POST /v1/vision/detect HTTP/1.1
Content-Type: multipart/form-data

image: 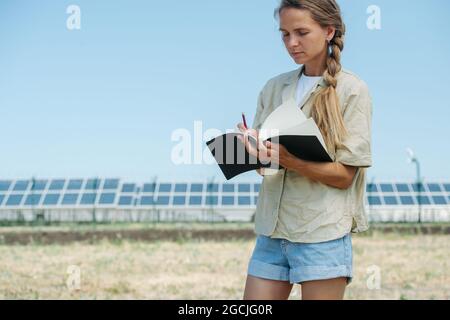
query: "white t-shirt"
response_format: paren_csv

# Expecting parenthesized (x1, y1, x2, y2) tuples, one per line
(296, 73, 322, 106)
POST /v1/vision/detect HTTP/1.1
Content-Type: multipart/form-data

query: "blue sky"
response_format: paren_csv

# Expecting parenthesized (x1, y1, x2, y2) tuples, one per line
(1, 0, 449, 183)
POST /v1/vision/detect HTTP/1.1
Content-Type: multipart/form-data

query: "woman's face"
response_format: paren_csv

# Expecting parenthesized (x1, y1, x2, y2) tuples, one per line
(279, 7, 334, 65)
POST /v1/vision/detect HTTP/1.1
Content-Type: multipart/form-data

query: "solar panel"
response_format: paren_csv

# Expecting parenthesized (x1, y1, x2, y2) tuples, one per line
(379, 183, 394, 193)
(49, 180, 65, 191)
(366, 183, 378, 193)
(206, 184, 219, 193)
(140, 196, 154, 205)
(80, 193, 96, 205)
(427, 183, 442, 192)
(6, 194, 24, 206)
(43, 194, 60, 205)
(190, 184, 203, 193)
(13, 180, 29, 191)
(238, 184, 251, 193)
(222, 196, 234, 205)
(1, 179, 450, 211)
(395, 183, 410, 192)
(103, 179, 119, 190)
(156, 196, 170, 205)
(400, 196, 415, 205)
(99, 193, 115, 204)
(31, 180, 48, 191)
(189, 196, 202, 205)
(205, 196, 218, 205)
(24, 194, 42, 206)
(85, 179, 100, 190)
(158, 184, 172, 193)
(0, 181, 11, 191)
(143, 183, 156, 193)
(62, 194, 79, 205)
(368, 196, 382, 205)
(173, 196, 186, 205)
(222, 184, 235, 193)
(174, 184, 187, 193)
(119, 196, 133, 206)
(432, 196, 447, 205)
(67, 179, 83, 190)
(417, 195, 431, 205)
(121, 184, 136, 193)
(238, 196, 251, 205)
(411, 183, 426, 192)
(383, 196, 398, 205)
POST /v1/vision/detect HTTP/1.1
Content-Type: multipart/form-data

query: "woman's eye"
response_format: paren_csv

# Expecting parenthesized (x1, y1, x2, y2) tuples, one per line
(298, 31, 309, 36)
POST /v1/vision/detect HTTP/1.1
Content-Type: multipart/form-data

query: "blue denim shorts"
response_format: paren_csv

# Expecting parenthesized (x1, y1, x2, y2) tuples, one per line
(247, 233, 353, 284)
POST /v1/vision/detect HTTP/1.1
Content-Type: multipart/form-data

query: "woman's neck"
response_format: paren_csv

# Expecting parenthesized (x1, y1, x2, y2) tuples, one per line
(304, 50, 328, 76)
(304, 64, 326, 77)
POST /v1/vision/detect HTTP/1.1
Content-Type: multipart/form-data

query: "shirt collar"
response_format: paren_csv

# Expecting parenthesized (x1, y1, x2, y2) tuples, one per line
(283, 65, 327, 88)
(281, 65, 327, 105)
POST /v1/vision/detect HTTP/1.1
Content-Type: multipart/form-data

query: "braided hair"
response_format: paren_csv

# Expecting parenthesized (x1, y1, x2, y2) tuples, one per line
(275, 0, 348, 154)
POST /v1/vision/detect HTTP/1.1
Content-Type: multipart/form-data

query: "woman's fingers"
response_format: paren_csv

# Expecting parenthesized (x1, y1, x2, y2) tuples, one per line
(237, 123, 247, 133)
(237, 132, 258, 158)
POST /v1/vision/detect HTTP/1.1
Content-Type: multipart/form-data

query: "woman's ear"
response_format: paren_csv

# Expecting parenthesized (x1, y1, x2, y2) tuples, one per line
(325, 26, 336, 42)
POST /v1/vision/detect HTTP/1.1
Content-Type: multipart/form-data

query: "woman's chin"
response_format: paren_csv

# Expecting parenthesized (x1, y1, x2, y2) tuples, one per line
(292, 56, 306, 64)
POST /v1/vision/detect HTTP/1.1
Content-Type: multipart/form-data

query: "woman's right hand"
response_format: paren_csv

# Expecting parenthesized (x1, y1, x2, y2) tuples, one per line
(236, 123, 260, 159)
(237, 123, 269, 176)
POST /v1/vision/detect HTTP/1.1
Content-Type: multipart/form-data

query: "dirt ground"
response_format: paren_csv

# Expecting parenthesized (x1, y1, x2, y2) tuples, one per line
(0, 231, 448, 300)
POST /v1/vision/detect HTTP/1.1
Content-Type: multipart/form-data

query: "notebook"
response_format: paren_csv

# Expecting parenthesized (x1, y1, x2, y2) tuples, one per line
(206, 98, 333, 180)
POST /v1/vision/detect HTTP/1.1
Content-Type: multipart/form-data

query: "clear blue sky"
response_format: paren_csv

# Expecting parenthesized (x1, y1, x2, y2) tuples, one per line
(1, 0, 449, 183)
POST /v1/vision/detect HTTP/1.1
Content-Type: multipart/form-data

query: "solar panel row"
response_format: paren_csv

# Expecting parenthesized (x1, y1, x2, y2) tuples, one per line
(0, 193, 259, 207)
(0, 180, 449, 207)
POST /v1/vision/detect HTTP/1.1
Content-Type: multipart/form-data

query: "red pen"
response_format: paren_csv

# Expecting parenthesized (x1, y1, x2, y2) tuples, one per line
(242, 112, 248, 130)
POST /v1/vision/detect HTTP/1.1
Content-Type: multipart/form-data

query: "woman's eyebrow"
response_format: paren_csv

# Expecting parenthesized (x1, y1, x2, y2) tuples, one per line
(279, 27, 310, 32)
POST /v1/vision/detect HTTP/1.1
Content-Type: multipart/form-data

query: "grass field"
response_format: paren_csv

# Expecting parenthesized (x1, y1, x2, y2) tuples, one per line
(0, 225, 448, 299)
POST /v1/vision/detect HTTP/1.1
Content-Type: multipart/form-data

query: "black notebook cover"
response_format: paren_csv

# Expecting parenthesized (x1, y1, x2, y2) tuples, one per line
(206, 133, 333, 180)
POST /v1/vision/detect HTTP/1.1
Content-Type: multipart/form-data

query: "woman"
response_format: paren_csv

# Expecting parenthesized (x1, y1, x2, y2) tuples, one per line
(237, 0, 373, 300)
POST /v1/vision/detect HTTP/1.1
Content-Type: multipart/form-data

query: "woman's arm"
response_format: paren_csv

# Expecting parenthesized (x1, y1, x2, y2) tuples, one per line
(284, 154, 357, 190)
(236, 126, 357, 189)
(262, 141, 357, 190)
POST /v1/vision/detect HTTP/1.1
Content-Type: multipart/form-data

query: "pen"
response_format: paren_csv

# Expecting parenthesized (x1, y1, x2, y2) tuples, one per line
(242, 112, 248, 130)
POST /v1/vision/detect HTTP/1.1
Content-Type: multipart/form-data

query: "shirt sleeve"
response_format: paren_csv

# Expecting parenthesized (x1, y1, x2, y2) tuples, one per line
(252, 89, 265, 131)
(335, 81, 373, 168)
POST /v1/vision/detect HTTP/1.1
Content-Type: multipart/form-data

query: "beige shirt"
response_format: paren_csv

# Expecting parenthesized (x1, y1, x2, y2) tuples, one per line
(252, 65, 373, 243)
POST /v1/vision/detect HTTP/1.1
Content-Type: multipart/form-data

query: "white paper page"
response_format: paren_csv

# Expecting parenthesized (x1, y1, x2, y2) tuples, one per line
(277, 118, 329, 154)
(259, 98, 307, 141)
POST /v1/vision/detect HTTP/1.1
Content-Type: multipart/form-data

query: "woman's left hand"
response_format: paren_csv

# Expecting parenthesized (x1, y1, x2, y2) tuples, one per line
(262, 140, 295, 170)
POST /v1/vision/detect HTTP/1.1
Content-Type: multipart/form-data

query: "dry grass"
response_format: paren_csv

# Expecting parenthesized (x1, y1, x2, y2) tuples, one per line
(0, 233, 448, 300)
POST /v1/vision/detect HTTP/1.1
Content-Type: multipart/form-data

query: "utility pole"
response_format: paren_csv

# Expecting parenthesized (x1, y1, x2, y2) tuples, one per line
(406, 148, 422, 223)
(92, 177, 98, 224)
(207, 176, 215, 223)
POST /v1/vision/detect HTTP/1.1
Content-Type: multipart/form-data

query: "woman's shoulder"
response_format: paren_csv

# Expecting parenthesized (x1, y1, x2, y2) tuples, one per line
(260, 68, 300, 92)
(337, 68, 370, 96)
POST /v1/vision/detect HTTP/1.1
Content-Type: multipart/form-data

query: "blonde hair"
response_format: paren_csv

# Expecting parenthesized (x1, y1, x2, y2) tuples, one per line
(275, 0, 348, 153)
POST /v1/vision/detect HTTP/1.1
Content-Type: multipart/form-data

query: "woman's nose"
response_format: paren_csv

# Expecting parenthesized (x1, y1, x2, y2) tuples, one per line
(287, 36, 300, 48)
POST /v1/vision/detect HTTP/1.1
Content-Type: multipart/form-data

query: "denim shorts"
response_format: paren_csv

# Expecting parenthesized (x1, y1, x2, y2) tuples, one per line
(247, 233, 353, 284)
